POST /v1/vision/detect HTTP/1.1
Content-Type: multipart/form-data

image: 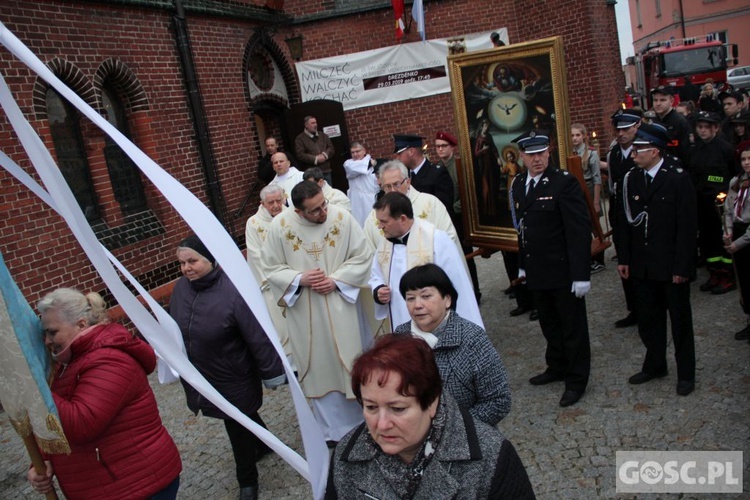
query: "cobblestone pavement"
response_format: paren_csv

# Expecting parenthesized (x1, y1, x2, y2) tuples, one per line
(1, 248, 748, 499)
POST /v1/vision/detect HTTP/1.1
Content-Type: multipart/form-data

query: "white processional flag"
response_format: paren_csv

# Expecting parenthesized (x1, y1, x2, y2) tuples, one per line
(0, 21, 329, 500)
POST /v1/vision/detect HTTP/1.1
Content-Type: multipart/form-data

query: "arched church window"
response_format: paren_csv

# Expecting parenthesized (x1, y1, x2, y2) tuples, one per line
(46, 87, 100, 221)
(101, 86, 147, 213)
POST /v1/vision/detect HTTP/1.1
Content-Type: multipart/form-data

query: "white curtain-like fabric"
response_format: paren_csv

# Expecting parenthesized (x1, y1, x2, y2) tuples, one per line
(0, 22, 328, 499)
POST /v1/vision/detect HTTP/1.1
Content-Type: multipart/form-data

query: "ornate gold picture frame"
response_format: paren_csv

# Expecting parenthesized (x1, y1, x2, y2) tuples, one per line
(447, 36, 570, 251)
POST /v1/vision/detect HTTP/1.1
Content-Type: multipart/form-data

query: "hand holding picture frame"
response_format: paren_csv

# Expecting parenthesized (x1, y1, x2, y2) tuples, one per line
(447, 36, 571, 251)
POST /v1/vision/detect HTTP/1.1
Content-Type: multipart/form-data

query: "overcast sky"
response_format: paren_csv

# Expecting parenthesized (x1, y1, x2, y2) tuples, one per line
(615, 0, 635, 63)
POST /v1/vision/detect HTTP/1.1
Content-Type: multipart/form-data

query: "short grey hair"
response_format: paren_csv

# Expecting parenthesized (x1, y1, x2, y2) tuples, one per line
(378, 160, 409, 182)
(260, 184, 284, 201)
(37, 288, 109, 326)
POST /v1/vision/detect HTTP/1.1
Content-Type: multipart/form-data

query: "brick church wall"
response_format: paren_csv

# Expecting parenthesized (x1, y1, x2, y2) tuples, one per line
(0, 0, 623, 308)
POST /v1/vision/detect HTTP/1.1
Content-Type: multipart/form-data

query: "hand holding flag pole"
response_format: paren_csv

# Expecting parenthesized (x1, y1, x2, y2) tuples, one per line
(0, 250, 68, 500)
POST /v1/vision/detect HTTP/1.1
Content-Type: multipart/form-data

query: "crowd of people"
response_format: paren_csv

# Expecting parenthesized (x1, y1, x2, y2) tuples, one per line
(24, 87, 750, 498)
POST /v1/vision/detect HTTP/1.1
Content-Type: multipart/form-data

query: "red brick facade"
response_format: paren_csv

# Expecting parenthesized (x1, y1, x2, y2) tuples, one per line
(0, 0, 623, 307)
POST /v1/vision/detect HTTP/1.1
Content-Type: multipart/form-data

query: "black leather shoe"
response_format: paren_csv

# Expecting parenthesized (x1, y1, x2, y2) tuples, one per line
(614, 312, 637, 328)
(559, 390, 583, 407)
(628, 370, 668, 385)
(529, 309, 539, 321)
(239, 485, 258, 500)
(676, 380, 695, 396)
(734, 325, 750, 340)
(529, 371, 563, 385)
(509, 306, 528, 317)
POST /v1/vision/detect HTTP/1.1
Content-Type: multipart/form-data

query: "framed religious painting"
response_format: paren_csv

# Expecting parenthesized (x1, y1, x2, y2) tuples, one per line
(447, 36, 570, 251)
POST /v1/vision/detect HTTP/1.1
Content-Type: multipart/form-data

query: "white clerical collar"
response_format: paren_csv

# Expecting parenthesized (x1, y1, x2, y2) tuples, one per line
(645, 158, 664, 179)
(411, 157, 427, 176)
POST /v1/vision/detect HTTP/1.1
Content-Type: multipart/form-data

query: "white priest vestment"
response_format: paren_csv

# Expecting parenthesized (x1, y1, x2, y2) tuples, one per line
(369, 218, 484, 330)
(261, 205, 373, 399)
(245, 205, 292, 362)
(364, 187, 458, 249)
(343, 154, 379, 226)
(270, 166, 304, 207)
(321, 182, 352, 213)
(363, 187, 469, 276)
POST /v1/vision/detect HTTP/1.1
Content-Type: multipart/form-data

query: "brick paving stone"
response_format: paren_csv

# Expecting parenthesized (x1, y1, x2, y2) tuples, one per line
(1, 247, 749, 498)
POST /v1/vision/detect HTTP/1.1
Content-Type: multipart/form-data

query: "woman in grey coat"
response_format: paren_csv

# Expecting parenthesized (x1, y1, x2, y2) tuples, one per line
(394, 263, 511, 426)
(325, 335, 534, 499)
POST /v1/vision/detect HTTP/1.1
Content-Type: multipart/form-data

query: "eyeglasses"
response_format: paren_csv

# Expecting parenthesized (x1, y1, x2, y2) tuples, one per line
(303, 198, 329, 216)
(632, 147, 656, 155)
(382, 179, 408, 192)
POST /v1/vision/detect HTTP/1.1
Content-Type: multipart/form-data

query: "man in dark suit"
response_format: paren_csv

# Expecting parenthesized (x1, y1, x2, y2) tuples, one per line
(393, 134, 454, 212)
(652, 85, 692, 166)
(607, 108, 642, 328)
(617, 123, 697, 396)
(510, 130, 592, 407)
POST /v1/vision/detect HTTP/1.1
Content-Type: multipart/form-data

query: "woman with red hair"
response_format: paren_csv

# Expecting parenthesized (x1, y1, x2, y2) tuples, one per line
(325, 335, 534, 499)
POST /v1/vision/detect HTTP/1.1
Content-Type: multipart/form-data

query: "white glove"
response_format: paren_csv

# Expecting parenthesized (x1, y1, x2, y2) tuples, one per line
(571, 281, 591, 298)
(518, 269, 526, 279)
(263, 374, 287, 390)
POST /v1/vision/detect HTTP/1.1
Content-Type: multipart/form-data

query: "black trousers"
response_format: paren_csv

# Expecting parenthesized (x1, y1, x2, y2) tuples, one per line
(634, 278, 695, 381)
(223, 413, 267, 487)
(621, 275, 637, 314)
(453, 213, 480, 294)
(533, 287, 590, 392)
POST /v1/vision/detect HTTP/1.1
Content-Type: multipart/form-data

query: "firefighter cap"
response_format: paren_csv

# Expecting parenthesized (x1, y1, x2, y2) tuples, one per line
(633, 123, 669, 149)
(512, 129, 550, 154)
(694, 111, 721, 125)
(393, 134, 424, 154)
(611, 108, 642, 129)
(730, 110, 750, 125)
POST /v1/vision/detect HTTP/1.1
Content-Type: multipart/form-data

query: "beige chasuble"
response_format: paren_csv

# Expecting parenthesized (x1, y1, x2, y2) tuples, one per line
(322, 182, 352, 213)
(245, 205, 291, 357)
(261, 205, 373, 399)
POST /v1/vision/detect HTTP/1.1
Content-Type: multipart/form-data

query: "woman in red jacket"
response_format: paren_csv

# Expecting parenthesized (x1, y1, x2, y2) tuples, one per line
(27, 288, 182, 499)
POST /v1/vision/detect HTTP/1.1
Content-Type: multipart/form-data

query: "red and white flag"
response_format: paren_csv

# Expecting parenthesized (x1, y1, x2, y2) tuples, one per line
(392, 0, 405, 40)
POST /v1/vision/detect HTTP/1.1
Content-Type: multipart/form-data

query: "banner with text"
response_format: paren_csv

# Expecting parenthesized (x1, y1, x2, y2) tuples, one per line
(295, 28, 508, 111)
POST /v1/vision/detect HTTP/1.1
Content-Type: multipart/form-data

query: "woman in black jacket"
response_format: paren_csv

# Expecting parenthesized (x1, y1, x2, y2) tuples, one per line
(169, 235, 285, 500)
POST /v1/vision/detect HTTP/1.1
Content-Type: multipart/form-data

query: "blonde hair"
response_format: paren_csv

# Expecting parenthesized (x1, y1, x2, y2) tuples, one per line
(571, 123, 592, 169)
(37, 288, 109, 326)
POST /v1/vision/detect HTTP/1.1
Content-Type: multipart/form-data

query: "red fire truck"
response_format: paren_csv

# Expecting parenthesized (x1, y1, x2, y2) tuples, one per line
(628, 34, 739, 108)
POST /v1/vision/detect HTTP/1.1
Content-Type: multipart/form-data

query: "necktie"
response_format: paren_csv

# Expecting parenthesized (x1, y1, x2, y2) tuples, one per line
(645, 173, 652, 189)
(409, 170, 415, 180)
(527, 179, 536, 195)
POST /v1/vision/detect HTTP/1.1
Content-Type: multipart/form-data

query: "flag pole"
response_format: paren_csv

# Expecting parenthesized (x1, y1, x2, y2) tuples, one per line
(21, 433, 58, 500)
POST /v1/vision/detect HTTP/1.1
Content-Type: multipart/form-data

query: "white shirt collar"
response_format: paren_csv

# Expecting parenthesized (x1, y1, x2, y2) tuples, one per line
(645, 158, 664, 178)
(411, 157, 427, 176)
